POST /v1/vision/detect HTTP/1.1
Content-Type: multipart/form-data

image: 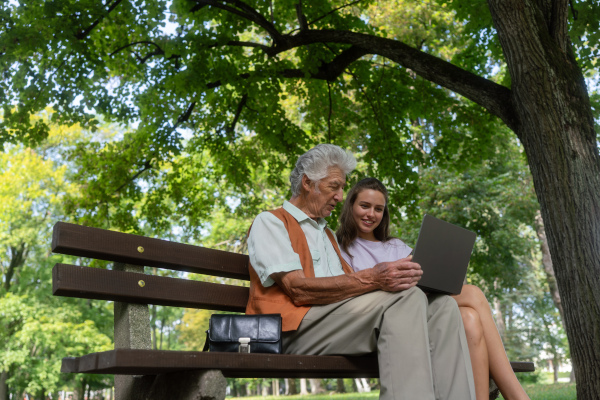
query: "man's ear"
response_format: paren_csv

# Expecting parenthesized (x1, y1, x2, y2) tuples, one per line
(301, 174, 314, 192)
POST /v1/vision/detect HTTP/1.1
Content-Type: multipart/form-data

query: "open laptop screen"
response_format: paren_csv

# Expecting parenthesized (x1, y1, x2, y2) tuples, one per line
(411, 214, 476, 295)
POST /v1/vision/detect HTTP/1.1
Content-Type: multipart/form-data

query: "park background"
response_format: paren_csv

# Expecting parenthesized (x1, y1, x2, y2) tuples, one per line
(1, 0, 599, 399)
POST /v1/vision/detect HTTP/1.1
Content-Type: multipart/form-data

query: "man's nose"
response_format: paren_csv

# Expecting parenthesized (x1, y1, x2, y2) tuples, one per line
(334, 188, 344, 202)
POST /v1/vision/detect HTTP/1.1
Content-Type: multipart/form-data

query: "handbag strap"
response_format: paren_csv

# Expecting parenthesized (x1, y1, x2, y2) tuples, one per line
(202, 330, 209, 352)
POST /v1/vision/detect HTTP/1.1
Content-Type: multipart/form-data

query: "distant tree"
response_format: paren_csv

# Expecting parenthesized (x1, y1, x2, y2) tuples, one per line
(0, 114, 113, 399)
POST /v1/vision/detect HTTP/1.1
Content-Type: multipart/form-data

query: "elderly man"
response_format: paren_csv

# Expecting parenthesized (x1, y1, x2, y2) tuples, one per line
(246, 144, 475, 399)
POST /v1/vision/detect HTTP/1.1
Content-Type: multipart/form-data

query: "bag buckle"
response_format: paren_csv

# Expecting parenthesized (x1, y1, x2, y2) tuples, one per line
(238, 337, 251, 353)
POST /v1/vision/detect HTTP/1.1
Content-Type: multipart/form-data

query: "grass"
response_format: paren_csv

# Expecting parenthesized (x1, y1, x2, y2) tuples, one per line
(509, 383, 576, 400)
(238, 383, 577, 400)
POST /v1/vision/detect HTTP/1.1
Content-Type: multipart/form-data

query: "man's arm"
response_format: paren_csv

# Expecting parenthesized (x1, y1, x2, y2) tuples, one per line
(271, 257, 423, 306)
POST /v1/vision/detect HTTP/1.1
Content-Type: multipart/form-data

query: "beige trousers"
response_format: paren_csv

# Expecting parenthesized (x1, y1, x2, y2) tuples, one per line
(282, 287, 475, 400)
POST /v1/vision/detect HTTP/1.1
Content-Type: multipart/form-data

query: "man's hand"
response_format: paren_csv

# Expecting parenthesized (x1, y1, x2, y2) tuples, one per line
(270, 256, 422, 306)
(371, 256, 423, 292)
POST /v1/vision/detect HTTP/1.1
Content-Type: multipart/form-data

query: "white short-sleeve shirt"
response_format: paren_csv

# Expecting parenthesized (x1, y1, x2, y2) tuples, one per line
(248, 201, 346, 287)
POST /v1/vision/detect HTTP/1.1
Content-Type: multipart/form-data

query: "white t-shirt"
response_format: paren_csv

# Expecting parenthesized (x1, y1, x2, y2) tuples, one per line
(341, 237, 412, 272)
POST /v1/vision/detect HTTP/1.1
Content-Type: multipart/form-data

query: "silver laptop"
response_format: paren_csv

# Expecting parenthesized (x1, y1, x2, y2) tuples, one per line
(411, 214, 476, 295)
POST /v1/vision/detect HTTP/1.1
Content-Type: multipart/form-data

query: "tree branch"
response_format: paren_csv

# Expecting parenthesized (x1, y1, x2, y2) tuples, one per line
(568, 0, 578, 20)
(296, 1, 308, 31)
(4, 244, 28, 292)
(191, 0, 283, 43)
(191, 3, 515, 129)
(306, 0, 365, 28)
(226, 94, 248, 137)
(111, 102, 195, 196)
(209, 40, 270, 52)
(269, 29, 517, 130)
(346, 69, 393, 139)
(75, 0, 124, 40)
(110, 41, 164, 57)
(175, 102, 197, 129)
(205, 45, 367, 90)
(277, 45, 369, 80)
(112, 160, 153, 195)
(287, 0, 365, 35)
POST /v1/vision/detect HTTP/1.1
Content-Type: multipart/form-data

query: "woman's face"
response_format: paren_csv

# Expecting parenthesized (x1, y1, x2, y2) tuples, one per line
(352, 189, 386, 241)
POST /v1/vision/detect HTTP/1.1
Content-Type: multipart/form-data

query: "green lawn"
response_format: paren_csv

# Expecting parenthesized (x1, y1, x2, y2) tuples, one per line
(238, 383, 576, 400)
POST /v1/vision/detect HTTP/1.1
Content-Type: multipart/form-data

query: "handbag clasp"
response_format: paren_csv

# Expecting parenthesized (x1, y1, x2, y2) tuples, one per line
(238, 337, 251, 353)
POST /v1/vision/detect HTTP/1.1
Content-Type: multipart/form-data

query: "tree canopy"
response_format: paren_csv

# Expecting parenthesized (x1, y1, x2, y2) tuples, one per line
(2, 0, 600, 397)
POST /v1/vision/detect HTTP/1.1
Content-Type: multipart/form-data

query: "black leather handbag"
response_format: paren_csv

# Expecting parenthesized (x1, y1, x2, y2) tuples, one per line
(203, 314, 282, 354)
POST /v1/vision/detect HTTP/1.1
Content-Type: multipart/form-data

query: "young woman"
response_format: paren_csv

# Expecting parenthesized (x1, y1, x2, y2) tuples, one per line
(336, 177, 530, 400)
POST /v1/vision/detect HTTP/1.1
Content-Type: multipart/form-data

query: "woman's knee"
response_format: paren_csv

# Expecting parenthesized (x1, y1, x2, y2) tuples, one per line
(457, 284, 488, 308)
(460, 306, 484, 344)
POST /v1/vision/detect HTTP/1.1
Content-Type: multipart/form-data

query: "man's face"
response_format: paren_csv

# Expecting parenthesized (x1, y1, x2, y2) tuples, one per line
(305, 166, 346, 219)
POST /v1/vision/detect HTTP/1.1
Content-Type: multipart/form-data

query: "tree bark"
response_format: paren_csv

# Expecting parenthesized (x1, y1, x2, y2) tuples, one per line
(534, 211, 565, 322)
(487, 1, 600, 398)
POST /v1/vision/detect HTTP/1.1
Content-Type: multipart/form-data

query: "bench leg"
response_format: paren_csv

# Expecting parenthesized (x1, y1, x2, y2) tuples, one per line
(489, 378, 500, 400)
(115, 375, 155, 400)
(147, 370, 227, 400)
(114, 263, 154, 400)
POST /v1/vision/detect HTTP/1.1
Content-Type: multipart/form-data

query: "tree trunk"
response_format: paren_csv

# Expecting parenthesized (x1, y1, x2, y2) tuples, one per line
(0, 371, 7, 400)
(492, 280, 507, 344)
(336, 378, 345, 393)
(299, 378, 308, 395)
(287, 378, 297, 395)
(309, 379, 323, 394)
(488, 1, 600, 398)
(534, 211, 565, 322)
(3, 243, 27, 291)
(76, 379, 86, 400)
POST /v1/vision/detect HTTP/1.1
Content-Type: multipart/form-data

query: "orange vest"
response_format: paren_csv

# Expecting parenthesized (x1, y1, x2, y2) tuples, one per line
(245, 207, 353, 331)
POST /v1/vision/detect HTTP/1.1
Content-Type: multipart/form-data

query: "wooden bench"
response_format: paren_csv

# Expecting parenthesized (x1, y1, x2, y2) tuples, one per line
(51, 222, 534, 400)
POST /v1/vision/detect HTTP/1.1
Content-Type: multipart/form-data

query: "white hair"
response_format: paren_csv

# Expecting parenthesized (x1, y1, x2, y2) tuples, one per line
(290, 144, 357, 196)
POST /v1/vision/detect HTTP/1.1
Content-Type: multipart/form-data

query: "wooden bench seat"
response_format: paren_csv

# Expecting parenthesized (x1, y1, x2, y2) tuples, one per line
(51, 222, 534, 399)
(61, 349, 380, 378)
(61, 348, 535, 378)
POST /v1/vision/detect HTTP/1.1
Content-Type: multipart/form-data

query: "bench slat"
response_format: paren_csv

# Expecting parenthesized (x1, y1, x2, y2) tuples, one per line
(53, 264, 248, 312)
(62, 350, 380, 378)
(61, 350, 534, 377)
(52, 222, 250, 280)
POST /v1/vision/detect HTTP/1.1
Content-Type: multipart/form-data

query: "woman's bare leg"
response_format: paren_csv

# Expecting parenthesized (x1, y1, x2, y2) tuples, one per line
(454, 285, 530, 400)
(460, 306, 489, 400)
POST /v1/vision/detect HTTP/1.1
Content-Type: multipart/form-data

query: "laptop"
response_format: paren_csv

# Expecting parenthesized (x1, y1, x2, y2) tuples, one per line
(411, 214, 476, 295)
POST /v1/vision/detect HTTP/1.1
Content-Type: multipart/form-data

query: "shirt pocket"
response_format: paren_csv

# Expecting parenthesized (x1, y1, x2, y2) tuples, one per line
(310, 250, 321, 269)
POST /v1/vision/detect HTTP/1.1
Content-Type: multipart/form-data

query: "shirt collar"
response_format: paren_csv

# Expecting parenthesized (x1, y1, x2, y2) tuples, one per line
(283, 201, 328, 230)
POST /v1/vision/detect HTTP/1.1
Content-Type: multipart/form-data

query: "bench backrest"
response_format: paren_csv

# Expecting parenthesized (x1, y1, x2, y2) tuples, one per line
(52, 222, 250, 312)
